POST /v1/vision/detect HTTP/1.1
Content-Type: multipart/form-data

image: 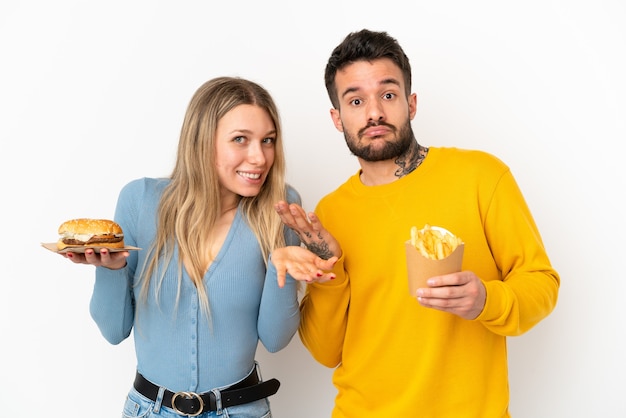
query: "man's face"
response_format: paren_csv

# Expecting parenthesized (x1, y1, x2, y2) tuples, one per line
(330, 58, 417, 162)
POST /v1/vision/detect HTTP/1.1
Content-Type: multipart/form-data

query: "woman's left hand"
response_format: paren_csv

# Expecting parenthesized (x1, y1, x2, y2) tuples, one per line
(271, 246, 337, 288)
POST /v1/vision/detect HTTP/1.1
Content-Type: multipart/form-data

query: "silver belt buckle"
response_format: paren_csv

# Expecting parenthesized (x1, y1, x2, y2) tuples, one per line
(171, 391, 204, 417)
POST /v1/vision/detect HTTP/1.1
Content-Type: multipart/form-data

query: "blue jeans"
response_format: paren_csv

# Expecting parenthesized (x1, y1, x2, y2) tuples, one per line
(121, 387, 272, 418)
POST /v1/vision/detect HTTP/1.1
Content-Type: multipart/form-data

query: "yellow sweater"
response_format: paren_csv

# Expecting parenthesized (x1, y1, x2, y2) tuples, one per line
(299, 147, 560, 418)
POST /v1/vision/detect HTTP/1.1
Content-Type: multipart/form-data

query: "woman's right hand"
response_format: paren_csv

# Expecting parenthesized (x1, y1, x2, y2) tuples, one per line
(61, 248, 128, 270)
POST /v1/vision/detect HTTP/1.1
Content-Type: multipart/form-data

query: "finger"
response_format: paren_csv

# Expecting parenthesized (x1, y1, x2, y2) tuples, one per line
(307, 212, 324, 231)
(274, 201, 290, 218)
(301, 263, 336, 282)
(65, 252, 86, 264)
(315, 256, 338, 270)
(428, 271, 469, 287)
(286, 263, 318, 282)
(288, 203, 308, 218)
(99, 249, 115, 268)
(272, 255, 300, 288)
(274, 201, 298, 228)
(276, 268, 287, 288)
(319, 272, 336, 281)
(105, 251, 130, 269)
(84, 248, 101, 265)
(100, 248, 126, 263)
(419, 285, 462, 300)
(288, 204, 313, 229)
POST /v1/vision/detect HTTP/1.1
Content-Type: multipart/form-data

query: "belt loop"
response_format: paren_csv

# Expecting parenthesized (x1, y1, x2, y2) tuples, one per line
(211, 388, 223, 415)
(152, 386, 165, 413)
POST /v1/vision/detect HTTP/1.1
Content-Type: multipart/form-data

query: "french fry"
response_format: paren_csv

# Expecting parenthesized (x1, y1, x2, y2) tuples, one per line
(409, 224, 462, 260)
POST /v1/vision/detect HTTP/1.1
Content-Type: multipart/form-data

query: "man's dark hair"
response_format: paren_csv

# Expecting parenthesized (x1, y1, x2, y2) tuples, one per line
(324, 29, 412, 109)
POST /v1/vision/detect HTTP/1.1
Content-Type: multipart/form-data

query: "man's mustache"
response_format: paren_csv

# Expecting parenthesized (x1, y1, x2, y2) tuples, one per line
(358, 121, 396, 137)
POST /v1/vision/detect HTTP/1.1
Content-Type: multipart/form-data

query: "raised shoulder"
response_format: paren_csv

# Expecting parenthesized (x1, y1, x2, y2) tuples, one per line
(286, 184, 302, 206)
(433, 147, 510, 178)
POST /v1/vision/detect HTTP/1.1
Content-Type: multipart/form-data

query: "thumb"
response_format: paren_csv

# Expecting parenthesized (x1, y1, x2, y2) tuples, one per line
(275, 263, 287, 288)
(316, 255, 338, 270)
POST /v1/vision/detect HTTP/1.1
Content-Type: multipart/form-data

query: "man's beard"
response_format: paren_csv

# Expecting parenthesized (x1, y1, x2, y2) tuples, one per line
(344, 119, 414, 162)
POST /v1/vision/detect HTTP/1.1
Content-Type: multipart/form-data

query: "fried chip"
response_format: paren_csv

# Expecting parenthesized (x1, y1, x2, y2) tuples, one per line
(409, 224, 463, 260)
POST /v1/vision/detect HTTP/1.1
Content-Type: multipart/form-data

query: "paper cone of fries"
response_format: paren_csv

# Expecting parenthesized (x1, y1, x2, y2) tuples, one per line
(405, 225, 464, 296)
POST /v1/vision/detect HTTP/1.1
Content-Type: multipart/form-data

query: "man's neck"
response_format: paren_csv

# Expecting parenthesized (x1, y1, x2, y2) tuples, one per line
(358, 141, 429, 186)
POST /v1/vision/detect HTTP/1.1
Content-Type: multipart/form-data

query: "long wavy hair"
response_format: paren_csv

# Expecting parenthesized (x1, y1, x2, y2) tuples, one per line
(138, 77, 287, 318)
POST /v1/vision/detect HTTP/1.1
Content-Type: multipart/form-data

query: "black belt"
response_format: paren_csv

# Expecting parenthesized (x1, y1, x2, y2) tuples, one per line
(133, 370, 280, 416)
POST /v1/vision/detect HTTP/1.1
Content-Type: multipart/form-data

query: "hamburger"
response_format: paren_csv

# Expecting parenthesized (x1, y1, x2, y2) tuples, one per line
(57, 218, 125, 250)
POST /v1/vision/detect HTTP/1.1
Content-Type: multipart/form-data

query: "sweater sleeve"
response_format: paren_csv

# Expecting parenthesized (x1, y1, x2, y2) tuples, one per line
(296, 191, 352, 368)
(298, 254, 350, 368)
(257, 184, 303, 352)
(89, 266, 135, 344)
(475, 170, 560, 335)
(89, 180, 142, 345)
(257, 259, 300, 352)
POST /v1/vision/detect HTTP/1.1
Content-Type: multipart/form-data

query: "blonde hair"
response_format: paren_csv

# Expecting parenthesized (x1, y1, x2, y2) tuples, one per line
(138, 77, 287, 318)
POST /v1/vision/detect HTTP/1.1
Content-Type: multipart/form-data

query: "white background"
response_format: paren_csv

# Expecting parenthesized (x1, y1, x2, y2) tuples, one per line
(1, 1, 624, 417)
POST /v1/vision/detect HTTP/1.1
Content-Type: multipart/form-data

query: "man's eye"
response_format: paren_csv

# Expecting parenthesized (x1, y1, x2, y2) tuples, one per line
(383, 93, 395, 100)
(351, 98, 362, 106)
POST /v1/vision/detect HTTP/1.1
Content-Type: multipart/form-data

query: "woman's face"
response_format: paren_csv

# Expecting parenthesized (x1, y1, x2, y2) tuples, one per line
(214, 104, 276, 200)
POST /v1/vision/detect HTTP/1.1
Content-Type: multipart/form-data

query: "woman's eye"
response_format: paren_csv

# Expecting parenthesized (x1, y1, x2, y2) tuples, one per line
(263, 137, 275, 144)
(233, 136, 245, 143)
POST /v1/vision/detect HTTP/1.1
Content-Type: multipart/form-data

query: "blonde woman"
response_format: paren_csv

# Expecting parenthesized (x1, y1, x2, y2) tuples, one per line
(63, 77, 335, 417)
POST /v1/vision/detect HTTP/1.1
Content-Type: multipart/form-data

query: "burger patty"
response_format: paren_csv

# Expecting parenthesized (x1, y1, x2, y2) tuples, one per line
(62, 236, 124, 245)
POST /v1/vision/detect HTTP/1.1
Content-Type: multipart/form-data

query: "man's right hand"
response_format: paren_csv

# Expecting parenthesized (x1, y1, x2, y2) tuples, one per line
(274, 201, 342, 260)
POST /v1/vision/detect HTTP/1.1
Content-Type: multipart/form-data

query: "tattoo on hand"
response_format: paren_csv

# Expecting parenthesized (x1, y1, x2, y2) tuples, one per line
(306, 242, 334, 260)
